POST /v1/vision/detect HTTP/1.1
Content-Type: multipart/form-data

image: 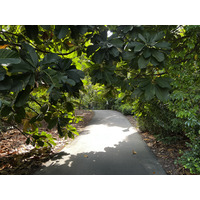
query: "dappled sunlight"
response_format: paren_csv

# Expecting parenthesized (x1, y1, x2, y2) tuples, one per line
(66, 124, 137, 154)
(48, 124, 138, 167)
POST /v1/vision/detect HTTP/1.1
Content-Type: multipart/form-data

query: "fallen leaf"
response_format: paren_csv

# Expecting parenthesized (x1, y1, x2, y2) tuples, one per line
(132, 150, 137, 154)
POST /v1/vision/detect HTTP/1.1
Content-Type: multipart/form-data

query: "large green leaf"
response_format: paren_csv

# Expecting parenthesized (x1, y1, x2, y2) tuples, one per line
(127, 41, 142, 49)
(93, 49, 105, 64)
(143, 48, 151, 58)
(138, 56, 150, 69)
(109, 47, 119, 57)
(87, 45, 100, 56)
(152, 50, 165, 62)
(152, 31, 165, 43)
(155, 77, 172, 89)
(134, 43, 145, 52)
(144, 83, 155, 101)
(8, 59, 35, 73)
(10, 73, 35, 92)
(131, 88, 143, 98)
(54, 25, 69, 39)
(0, 49, 21, 64)
(14, 85, 32, 107)
(122, 51, 135, 61)
(109, 38, 124, 48)
(0, 67, 6, 81)
(138, 33, 147, 43)
(155, 41, 171, 50)
(0, 76, 12, 90)
(22, 43, 38, 66)
(155, 85, 170, 101)
(40, 53, 61, 66)
(138, 78, 151, 88)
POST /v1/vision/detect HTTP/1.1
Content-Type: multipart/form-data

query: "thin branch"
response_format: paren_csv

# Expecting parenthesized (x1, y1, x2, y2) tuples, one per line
(1, 30, 80, 56)
(30, 95, 42, 107)
(0, 118, 28, 138)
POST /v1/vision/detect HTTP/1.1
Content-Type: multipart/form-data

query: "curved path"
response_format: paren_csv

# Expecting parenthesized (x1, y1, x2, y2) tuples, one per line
(35, 110, 166, 175)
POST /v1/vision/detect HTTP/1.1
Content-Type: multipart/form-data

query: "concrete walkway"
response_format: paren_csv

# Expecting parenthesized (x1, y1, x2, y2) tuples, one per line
(34, 110, 166, 175)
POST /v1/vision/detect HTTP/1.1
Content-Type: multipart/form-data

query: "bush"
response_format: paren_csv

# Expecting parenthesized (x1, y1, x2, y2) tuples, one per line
(176, 135, 200, 174)
(133, 99, 186, 144)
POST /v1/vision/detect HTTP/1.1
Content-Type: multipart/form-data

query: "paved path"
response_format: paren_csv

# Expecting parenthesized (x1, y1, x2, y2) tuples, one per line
(34, 110, 166, 175)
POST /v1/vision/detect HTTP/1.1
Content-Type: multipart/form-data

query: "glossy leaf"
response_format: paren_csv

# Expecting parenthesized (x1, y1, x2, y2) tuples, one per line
(155, 85, 170, 101)
(138, 56, 150, 69)
(54, 25, 69, 39)
(152, 50, 165, 62)
(0, 49, 21, 64)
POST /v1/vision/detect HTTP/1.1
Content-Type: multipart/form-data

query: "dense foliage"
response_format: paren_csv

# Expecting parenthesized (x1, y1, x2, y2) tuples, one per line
(0, 25, 200, 173)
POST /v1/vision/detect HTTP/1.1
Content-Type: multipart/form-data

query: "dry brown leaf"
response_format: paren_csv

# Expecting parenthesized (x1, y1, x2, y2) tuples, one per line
(132, 150, 137, 154)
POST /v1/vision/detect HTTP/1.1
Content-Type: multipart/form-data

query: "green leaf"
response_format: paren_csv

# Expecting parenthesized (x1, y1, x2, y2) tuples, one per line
(40, 104, 49, 114)
(152, 31, 165, 42)
(57, 122, 64, 137)
(131, 88, 143, 98)
(40, 53, 61, 66)
(0, 76, 12, 90)
(25, 25, 38, 40)
(109, 47, 119, 57)
(26, 138, 30, 145)
(155, 85, 170, 101)
(155, 41, 171, 50)
(40, 25, 51, 30)
(0, 49, 21, 64)
(54, 25, 69, 39)
(0, 99, 2, 108)
(134, 43, 145, 52)
(22, 43, 38, 66)
(138, 56, 150, 69)
(138, 78, 151, 88)
(37, 140, 44, 147)
(143, 83, 155, 101)
(122, 51, 135, 61)
(93, 49, 105, 64)
(65, 78, 76, 86)
(8, 59, 35, 73)
(14, 85, 32, 107)
(0, 67, 6, 81)
(138, 33, 147, 43)
(66, 102, 74, 112)
(87, 45, 100, 56)
(127, 41, 142, 49)
(155, 77, 172, 89)
(143, 48, 151, 58)
(152, 50, 165, 62)
(109, 38, 124, 48)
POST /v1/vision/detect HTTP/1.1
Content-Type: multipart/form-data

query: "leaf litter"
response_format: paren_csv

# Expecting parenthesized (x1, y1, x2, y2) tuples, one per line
(0, 110, 94, 175)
